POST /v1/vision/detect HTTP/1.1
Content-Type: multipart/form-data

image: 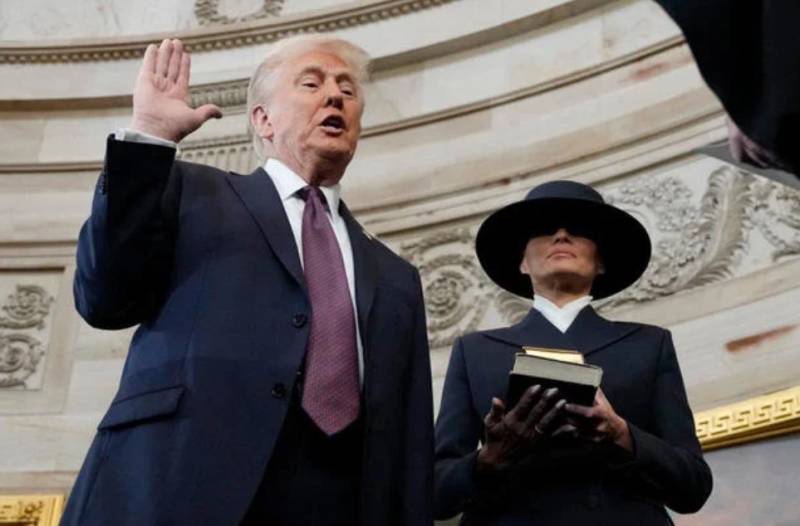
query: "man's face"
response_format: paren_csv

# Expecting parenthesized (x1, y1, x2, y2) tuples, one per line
(255, 50, 364, 176)
(520, 228, 602, 290)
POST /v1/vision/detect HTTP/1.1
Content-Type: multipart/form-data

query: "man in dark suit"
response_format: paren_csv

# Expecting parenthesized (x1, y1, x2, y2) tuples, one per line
(434, 181, 712, 525)
(654, 1, 800, 177)
(62, 35, 433, 526)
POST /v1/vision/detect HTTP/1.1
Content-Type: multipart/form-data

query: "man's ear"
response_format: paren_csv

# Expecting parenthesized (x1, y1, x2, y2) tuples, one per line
(250, 104, 274, 143)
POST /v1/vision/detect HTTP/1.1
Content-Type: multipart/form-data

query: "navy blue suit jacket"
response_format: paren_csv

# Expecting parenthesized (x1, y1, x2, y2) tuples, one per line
(434, 307, 712, 525)
(62, 138, 434, 526)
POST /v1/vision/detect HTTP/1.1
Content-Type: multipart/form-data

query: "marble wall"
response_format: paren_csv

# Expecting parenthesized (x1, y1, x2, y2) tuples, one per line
(1, 0, 799, 522)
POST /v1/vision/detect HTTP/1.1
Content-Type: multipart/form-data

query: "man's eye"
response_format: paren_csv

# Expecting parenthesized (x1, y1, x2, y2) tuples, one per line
(302, 81, 318, 88)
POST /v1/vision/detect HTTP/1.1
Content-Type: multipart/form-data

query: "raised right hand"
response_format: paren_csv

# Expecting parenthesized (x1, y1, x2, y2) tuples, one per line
(476, 386, 565, 472)
(129, 38, 222, 143)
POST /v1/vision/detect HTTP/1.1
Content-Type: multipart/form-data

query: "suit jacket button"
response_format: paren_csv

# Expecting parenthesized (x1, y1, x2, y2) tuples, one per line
(271, 383, 287, 399)
(292, 313, 307, 328)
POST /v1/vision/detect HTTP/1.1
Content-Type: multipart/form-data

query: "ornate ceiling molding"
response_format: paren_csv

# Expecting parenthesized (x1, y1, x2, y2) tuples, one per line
(0, 0, 457, 64)
(0, 34, 687, 175)
(195, 0, 284, 26)
(0, 0, 626, 109)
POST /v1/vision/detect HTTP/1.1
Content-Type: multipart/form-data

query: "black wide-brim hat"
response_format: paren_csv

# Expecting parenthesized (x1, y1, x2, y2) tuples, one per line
(476, 180, 651, 299)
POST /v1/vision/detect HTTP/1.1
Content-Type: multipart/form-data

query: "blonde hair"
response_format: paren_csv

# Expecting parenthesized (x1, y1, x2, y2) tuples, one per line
(247, 34, 372, 160)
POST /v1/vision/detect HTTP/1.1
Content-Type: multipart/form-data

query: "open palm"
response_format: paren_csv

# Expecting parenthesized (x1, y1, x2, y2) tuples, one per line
(130, 38, 222, 143)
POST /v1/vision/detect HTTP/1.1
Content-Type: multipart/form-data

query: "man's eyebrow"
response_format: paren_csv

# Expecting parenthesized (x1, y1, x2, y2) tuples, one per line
(296, 65, 324, 78)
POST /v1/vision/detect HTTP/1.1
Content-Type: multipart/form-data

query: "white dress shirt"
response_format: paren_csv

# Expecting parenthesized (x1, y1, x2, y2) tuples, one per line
(265, 158, 364, 383)
(113, 130, 364, 383)
(532, 295, 593, 333)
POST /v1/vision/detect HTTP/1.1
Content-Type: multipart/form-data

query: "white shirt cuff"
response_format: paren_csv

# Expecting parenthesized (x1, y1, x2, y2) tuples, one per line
(114, 128, 178, 150)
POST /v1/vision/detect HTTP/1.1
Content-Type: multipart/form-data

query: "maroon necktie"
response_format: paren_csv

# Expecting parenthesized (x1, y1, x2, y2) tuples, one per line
(299, 186, 360, 435)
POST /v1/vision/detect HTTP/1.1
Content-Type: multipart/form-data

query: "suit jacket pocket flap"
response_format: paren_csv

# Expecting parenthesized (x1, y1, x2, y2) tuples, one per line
(98, 385, 185, 430)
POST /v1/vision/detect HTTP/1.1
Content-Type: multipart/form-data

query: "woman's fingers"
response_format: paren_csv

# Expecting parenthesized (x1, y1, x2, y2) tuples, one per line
(508, 385, 542, 422)
(522, 387, 559, 430)
(534, 398, 566, 434)
(484, 397, 506, 428)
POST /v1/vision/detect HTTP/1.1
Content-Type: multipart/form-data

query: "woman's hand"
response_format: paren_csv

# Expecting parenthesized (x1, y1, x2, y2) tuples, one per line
(476, 385, 565, 472)
(562, 388, 633, 452)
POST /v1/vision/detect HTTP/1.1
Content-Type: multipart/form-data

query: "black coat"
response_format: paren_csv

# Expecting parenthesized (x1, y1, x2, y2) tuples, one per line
(434, 307, 712, 525)
(61, 137, 434, 526)
(655, 0, 800, 172)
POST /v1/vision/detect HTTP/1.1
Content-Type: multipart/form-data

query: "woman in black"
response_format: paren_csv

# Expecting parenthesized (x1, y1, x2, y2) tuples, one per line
(434, 180, 712, 525)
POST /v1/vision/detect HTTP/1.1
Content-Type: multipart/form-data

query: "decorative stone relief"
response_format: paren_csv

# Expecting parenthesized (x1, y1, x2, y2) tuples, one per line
(0, 285, 53, 330)
(0, 282, 55, 390)
(400, 165, 800, 348)
(195, 0, 284, 26)
(400, 228, 494, 348)
(0, 0, 458, 63)
(189, 80, 249, 112)
(597, 167, 800, 311)
(179, 135, 257, 174)
(0, 333, 44, 389)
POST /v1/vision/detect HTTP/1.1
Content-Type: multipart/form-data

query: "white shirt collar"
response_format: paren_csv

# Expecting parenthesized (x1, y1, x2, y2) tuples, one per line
(265, 158, 342, 215)
(532, 294, 593, 333)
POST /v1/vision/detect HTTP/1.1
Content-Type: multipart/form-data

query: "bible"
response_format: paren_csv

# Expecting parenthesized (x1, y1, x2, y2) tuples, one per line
(506, 350, 602, 408)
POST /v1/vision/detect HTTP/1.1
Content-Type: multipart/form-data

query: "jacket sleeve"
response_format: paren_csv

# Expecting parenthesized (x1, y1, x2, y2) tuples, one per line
(73, 136, 181, 330)
(624, 329, 713, 513)
(433, 336, 484, 520)
(402, 269, 435, 526)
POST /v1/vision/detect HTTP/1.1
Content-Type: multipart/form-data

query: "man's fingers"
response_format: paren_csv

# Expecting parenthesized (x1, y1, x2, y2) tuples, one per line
(156, 38, 173, 78)
(141, 43, 158, 78)
(167, 39, 183, 82)
(727, 117, 746, 162)
(178, 52, 191, 87)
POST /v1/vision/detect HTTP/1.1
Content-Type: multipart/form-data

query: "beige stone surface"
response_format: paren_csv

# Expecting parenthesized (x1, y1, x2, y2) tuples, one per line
(1, 0, 799, 515)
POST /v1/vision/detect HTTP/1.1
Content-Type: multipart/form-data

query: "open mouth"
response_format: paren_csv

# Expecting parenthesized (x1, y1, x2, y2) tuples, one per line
(320, 115, 346, 132)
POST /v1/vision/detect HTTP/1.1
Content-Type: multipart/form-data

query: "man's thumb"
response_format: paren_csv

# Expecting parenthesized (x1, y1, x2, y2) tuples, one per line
(195, 104, 223, 122)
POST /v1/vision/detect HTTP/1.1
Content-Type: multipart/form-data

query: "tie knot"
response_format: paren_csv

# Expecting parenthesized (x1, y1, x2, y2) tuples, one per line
(298, 186, 330, 210)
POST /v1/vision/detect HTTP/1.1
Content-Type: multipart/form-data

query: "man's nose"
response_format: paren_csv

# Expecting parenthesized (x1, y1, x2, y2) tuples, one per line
(324, 82, 344, 109)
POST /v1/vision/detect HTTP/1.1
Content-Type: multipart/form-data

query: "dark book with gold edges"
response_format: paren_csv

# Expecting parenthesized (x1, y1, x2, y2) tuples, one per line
(506, 350, 602, 408)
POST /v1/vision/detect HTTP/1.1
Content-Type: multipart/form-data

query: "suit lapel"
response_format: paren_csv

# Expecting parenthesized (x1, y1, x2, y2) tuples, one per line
(565, 306, 641, 356)
(481, 309, 574, 350)
(480, 306, 641, 357)
(226, 168, 307, 294)
(340, 202, 378, 349)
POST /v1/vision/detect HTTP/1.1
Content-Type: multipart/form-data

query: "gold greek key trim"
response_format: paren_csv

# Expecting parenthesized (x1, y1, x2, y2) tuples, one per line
(0, 495, 63, 525)
(0, 0, 456, 64)
(695, 386, 800, 451)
